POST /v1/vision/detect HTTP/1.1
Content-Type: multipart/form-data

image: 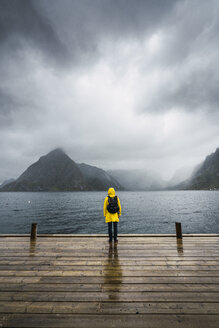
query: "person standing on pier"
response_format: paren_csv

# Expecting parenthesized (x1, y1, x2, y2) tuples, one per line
(103, 187, 121, 243)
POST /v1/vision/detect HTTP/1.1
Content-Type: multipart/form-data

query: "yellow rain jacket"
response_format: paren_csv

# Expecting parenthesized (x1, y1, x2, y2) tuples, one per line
(103, 187, 121, 223)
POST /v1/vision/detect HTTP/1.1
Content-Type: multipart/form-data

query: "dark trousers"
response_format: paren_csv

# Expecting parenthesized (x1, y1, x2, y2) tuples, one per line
(108, 222, 118, 241)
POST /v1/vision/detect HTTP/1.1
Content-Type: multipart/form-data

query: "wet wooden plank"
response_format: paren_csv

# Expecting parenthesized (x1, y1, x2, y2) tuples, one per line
(1, 265, 219, 271)
(1, 313, 219, 328)
(22, 240, 215, 244)
(0, 269, 219, 277)
(2, 244, 219, 250)
(1, 241, 218, 246)
(0, 241, 218, 246)
(1, 291, 219, 302)
(0, 301, 219, 314)
(1, 255, 219, 261)
(1, 259, 219, 266)
(1, 276, 219, 284)
(1, 252, 219, 258)
(0, 235, 219, 328)
(1, 282, 219, 292)
(1, 251, 218, 257)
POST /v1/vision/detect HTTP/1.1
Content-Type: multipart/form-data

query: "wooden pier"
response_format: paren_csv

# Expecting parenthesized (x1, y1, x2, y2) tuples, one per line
(0, 234, 219, 327)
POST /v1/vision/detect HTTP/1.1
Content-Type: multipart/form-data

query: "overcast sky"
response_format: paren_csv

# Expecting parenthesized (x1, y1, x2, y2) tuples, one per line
(0, 0, 219, 182)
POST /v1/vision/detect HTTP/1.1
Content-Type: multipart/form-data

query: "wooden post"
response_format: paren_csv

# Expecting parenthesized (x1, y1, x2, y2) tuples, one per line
(175, 222, 182, 239)
(31, 223, 37, 240)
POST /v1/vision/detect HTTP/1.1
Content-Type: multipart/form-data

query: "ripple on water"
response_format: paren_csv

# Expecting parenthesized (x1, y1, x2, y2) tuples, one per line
(0, 191, 218, 234)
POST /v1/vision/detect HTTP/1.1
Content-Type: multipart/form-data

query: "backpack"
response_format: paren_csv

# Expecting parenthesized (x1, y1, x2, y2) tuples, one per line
(107, 196, 119, 214)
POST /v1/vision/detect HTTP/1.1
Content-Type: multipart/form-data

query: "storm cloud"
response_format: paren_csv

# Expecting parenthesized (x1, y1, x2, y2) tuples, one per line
(0, 0, 219, 182)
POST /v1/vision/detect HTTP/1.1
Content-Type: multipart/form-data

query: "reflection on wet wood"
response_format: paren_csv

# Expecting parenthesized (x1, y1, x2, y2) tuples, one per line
(0, 235, 219, 327)
(176, 237, 184, 255)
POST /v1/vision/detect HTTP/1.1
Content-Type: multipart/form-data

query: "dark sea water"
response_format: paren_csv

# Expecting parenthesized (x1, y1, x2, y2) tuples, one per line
(0, 191, 218, 234)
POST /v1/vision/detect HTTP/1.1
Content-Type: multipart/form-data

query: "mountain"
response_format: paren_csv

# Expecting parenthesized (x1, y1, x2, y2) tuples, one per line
(172, 148, 219, 190)
(2, 147, 218, 192)
(108, 169, 165, 191)
(186, 148, 219, 190)
(0, 149, 122, 191)
(167, 166, 194, 187)
(0, 178, 15, 188)
(78, 163, 123, 190)
(1, 149, 88, 191)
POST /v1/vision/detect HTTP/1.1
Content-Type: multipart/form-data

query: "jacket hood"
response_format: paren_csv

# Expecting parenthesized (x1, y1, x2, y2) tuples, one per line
(108, 187, 116, 197)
